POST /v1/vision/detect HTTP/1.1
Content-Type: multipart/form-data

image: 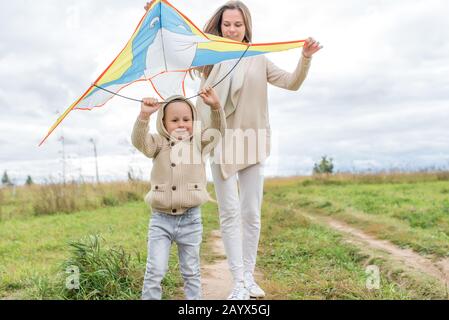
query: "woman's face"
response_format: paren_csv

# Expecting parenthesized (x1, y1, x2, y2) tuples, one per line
(221, 9, 246, 43)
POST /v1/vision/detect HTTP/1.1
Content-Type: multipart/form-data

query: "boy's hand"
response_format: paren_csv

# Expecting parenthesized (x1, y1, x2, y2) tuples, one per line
(144, 2, 151, 11)
(140, 98, 161, 120)
(199, 86, 221, 110)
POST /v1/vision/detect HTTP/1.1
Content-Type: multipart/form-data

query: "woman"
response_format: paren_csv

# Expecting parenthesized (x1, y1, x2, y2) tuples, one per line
(145, 0, 322, 300)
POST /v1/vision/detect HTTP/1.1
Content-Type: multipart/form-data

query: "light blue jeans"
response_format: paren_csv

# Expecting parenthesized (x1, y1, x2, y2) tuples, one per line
(141, 206, 203, 300)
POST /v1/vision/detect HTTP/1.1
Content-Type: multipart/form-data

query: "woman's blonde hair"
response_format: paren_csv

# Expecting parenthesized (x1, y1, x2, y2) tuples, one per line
(199, 1, 253, 79)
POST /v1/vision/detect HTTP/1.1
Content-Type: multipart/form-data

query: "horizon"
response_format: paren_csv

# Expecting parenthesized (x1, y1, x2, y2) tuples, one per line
(2, 163, 449, 186)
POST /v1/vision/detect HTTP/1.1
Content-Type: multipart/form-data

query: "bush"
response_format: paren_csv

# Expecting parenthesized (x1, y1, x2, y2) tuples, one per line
(60, 235, 142, 300)
(125, 191, 141, 202)
(102, 195, 120, 207)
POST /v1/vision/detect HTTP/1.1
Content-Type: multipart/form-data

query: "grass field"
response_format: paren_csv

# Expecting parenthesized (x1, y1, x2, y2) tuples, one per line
(264, 174, 449, 257)
(260, 175, 449, 299)
(0, 172, 448, 299)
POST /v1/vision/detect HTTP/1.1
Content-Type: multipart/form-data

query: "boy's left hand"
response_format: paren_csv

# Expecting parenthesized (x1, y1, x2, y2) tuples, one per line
(199, 86, 221, 110)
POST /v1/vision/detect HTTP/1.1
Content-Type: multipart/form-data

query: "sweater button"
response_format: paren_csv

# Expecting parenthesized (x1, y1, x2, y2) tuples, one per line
(171, 163, 176, 168)
(172, 209, 177, 214)
(172, 186, 177, 191)
(171, 142, 175, 147)
(195, 185, 198, 189)
(155, 185, 159, 190)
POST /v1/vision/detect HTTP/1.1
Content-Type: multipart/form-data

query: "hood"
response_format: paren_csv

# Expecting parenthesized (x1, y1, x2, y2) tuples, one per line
(156, 95, 200, 141)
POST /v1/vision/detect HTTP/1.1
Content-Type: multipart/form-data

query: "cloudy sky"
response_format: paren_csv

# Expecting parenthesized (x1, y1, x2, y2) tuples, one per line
(1, 0, 448, 184)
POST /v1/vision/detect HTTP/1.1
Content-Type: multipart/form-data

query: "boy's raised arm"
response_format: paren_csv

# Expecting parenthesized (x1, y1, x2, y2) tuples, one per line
(131, 98, 163, 159)
(199, 87, 226, 151)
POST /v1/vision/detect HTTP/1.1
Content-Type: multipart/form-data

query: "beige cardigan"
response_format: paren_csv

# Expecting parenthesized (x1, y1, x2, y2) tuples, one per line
(196, 54, 312, 180)
(132, 96, 226, 215)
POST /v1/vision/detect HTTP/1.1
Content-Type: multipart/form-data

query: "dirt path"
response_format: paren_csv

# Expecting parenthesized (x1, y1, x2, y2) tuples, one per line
(201, 230, 264, 300)
(201, 230, 234, 300)
(200, 212, 449, 298)
(304, 212, 449, 289)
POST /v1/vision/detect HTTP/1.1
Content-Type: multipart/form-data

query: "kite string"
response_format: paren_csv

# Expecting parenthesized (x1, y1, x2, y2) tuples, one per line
(184, 45, 250, 101)
(92, 85, 144, 103)
(93, 45, 251, 104)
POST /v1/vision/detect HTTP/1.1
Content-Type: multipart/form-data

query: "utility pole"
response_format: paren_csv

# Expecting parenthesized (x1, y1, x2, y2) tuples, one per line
(56, 110, 66, 185)
(60, 135, 66, 185)
(89, 138, 100, 184)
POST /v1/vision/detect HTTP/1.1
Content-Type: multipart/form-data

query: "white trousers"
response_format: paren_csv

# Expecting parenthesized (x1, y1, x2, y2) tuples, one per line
(211, 162, 265, 283)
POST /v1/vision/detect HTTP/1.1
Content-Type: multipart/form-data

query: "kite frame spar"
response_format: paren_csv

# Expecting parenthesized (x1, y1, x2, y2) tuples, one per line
(39, 0, 305, 146)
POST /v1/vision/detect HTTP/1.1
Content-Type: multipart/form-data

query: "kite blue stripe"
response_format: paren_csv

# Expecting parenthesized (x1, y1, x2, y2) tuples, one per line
(191, 49, 264, 67)
(86, 3, 162, 98)
(161, 2, 194, 36)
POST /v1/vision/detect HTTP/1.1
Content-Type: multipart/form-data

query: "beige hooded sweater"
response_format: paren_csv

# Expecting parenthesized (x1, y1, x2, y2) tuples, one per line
(196, 54, 312, 180)
(132, 96, 226, 215)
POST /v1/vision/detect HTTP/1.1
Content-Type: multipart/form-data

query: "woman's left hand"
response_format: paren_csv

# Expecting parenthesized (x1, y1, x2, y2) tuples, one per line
(302, 37, 323, 58)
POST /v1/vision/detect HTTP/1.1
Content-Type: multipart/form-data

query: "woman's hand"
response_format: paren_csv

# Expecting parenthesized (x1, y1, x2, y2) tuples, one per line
(302, 37, 323, 58)
(140, 97, 161, 120)
(199, 86, 221, 110)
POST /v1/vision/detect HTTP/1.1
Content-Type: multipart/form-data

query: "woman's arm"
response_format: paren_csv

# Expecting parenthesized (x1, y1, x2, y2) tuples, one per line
(266, 55, 312, 91)
(267, 37, 322, 91)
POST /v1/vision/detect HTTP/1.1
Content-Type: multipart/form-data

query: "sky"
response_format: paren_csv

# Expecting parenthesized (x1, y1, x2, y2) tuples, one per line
(1, 0, 448, 184)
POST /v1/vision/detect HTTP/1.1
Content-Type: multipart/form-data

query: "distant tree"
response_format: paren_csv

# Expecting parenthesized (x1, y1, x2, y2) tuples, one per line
(26, 175, 34, 186)
(2, 171, 11, 185)
(313, 156, 334, 175)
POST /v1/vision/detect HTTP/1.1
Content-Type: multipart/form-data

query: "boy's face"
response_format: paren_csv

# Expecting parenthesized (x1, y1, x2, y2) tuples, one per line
(163, 101, 193, 140)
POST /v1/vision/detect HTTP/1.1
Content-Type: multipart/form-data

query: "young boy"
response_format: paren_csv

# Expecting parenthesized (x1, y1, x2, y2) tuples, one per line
(132, 87, 225, 300)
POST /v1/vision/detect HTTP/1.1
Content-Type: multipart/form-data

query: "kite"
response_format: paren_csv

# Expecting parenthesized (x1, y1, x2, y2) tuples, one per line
(39, 0, 305, 146)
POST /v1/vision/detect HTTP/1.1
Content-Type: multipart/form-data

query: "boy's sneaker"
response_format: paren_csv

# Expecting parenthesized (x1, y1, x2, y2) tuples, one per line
(244, 273, 266, 298)
(227, 282, 250, 300)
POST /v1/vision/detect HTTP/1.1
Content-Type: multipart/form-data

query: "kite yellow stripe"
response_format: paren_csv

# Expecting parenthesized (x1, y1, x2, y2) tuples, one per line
(250, 41, 305, 52)
(96, 16, 149, 86)
(198, 40, 304, 53)
(198, 33, 304, 53)
(197, 41, 248, 52)
(38, 85, 96, 146)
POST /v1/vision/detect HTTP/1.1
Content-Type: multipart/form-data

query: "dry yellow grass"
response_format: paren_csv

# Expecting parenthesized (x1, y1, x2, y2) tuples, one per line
(265, 171, 449, 187)
(1, 181, 151, 220)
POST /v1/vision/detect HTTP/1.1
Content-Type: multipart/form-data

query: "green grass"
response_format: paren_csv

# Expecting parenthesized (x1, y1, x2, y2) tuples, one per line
(0, 197, 220, 300)
(0, 202, 146, 299)
(1, 174, 448, 299)
(264, 178, 449, 257)
(258, 201, 446, 299)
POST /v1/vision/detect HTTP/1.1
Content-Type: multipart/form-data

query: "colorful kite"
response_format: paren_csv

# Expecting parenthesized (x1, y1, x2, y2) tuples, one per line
(39, 0, 305, 146)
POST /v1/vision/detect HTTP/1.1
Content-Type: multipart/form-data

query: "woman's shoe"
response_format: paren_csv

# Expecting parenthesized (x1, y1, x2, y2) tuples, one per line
(244, 273, 266, 298)
(227, 282, 250, 300)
